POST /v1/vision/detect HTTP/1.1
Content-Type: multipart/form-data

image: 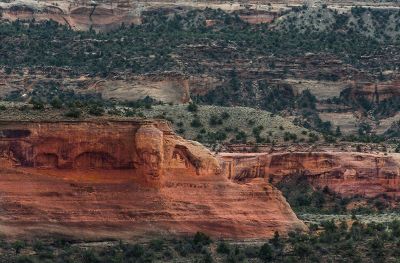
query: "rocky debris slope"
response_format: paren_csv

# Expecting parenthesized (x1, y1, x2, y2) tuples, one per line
(0, 120, 305, 239)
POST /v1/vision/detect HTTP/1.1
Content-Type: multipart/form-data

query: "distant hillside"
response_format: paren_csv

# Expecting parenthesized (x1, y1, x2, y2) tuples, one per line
(142, 104, 316, 144)
(0, 5, 399, 142)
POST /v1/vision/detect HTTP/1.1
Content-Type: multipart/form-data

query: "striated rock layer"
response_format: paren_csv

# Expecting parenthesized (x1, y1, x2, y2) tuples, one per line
(0, 120, 305, 239)
(0, 120, 219, 177)
(219, 152, 400, 199)
(0, 0, 142, 32)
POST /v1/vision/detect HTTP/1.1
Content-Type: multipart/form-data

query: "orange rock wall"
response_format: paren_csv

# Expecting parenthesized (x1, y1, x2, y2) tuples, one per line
(0, 120, 219, 179)
(219, 152, 400, 198)
(0, 121, 305, 239)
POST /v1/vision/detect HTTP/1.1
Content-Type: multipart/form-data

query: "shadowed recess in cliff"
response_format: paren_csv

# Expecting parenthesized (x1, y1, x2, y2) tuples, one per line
(170, 145, 201, 175)
(73, 151, 116, 169)
(34, 153, 59, 168)
(0, 129, 31, 138)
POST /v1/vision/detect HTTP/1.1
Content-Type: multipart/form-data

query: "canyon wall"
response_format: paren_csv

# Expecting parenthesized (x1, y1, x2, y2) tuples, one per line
(1, 120, 399, 240)
(0, 120, 219, 178)
(0, 120, 305, 239)
(341, 80, 400, 105)
(2, 0, 398, 32)
(219, 152, 400, 198)
(0, 0, 278, 32)
(0, 0, 306, 32)
(0, 1, 142, 32)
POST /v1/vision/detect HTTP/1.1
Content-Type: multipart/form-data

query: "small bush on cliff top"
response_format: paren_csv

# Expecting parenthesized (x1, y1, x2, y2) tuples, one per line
(190, 118, 202, 128)
(30, 98, 45, 110)
(65, 107, 82, 118)
(50, 97, 63, 109)
(88, 105, 105, 116)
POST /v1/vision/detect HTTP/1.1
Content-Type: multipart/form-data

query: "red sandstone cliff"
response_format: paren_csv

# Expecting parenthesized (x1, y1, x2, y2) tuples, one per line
(0, 120, 219, 177)
(219, 152, 400, 199)
(0, 120, 305, 239)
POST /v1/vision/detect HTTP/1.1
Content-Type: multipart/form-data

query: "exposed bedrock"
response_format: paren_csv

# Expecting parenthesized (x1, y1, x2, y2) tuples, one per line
(219, 152, 400, 199)
(0, 120, 305, 239)
(0, 1, 142, 32)
(0, 120, 220, 178)
(0, 0, 285, 32)
(341, 79, 400, 106)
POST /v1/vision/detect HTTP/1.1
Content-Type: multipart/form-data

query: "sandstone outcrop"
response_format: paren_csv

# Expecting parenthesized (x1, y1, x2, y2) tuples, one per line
(0, 0, 282, 32)
(2, 0, 396, 33)
(94, 73, 193, 104)
(0, 120, 305, 239)
(0, 120, 219, 178)
(341, 80, 400, 106)
(219, 152, 400, 199)
(0, 0, 142, 32)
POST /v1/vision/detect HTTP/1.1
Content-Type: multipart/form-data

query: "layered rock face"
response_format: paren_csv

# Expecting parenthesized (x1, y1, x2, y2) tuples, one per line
(0, 120, 219, 178)
(0, 1, 142, 32)
(341, 80, 400, 105)
(0, 120, 305, 239)
(219, 152, 400, 198)
(0, 0, 272, 32)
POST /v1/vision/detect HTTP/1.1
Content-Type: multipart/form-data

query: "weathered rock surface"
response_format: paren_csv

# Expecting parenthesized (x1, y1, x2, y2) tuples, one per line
(0, 120, 220, 178)
(0, 120, 305, 239)
(0, 0, 279, 32)
(219, 152, 400, 198)
(95, 75, 192, 104)
(0, 0, 142, 32)
(2, 121, 399, 240)
(2, 0, 398, 32)
(341, 80, 400, 106)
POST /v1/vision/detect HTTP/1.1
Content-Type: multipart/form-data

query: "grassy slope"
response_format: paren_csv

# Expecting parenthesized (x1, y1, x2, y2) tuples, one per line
(142, 104, 314, 144)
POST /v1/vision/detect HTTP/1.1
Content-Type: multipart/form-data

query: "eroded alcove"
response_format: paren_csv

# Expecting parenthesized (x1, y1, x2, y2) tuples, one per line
(73, 152, 116, 169)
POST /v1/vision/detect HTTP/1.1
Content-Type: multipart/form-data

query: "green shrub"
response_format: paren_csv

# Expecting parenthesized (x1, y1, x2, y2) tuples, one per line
(221, 111, 230, 119)
(123, 244, 144, 259)
(193, 232, 212, 246)
(259, 243, 274, 261)
(82, 250, 101, 263)
(15, 255, 34, 263)
(65, 108, 82, 118)
(12, 240, 26, 255)
(149, 239, 164, 251)
(216, 242, 230, 254)
(209, 115, 222, 126)
(88, 105, 104, 116)
(293, 242, 313, 259)
(187, 102, 198, 112)
(235, 131, 247, 143)
(31, 98, 45, 110)
(190, 118, 203, 128)
(50, 97, 63, 109)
